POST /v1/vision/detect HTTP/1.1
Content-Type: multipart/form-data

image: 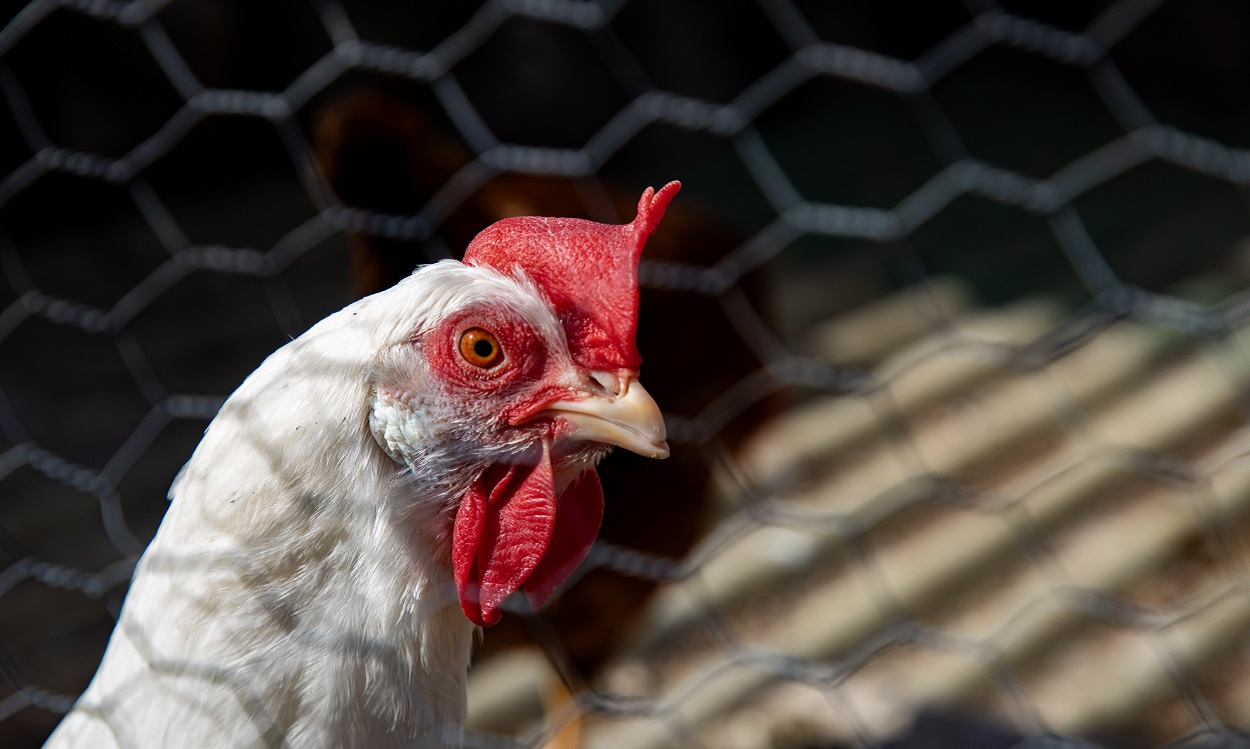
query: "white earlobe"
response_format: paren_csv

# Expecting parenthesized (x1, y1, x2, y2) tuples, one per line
(369, 385, 430, 467)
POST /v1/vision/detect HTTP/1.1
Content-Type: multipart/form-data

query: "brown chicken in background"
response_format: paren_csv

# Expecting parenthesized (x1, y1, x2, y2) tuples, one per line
(312, 89, 777, 686)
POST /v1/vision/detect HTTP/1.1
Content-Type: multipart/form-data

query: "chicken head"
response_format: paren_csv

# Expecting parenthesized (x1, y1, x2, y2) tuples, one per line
(369, 181, 680, 626)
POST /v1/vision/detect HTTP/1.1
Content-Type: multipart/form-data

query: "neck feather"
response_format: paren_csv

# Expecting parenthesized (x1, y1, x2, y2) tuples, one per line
(96, 307, 477, 746)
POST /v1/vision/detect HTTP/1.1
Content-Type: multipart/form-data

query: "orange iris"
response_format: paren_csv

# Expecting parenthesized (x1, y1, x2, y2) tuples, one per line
(458, 328, 504, 368)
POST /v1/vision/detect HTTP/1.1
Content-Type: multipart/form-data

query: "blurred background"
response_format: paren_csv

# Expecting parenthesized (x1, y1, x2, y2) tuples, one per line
(2, 0, 1250, 747)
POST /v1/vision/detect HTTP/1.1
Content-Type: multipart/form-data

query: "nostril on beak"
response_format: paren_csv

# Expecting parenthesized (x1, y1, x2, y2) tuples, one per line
(589, 369, 622, 397)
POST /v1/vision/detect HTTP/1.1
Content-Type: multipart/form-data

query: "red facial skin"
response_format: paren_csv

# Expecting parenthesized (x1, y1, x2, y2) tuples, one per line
(419, 303, 604, 626)
(422, 306, 574, 421)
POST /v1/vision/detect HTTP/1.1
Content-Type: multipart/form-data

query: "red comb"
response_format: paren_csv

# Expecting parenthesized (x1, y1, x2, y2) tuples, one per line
(463, 181, 680, 371)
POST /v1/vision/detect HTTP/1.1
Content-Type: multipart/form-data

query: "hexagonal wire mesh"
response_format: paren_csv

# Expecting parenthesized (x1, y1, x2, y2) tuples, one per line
(2, 0, 1250, 747)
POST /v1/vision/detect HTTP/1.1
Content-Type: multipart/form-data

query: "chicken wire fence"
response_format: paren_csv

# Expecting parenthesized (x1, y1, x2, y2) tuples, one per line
(2, 0, 1250, 747)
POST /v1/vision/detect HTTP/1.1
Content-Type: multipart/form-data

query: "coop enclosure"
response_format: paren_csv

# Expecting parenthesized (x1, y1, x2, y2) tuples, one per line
(2, 0, 1250, 748)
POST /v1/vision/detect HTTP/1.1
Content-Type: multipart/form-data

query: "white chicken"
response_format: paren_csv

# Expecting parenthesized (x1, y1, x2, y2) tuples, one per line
(44, 182, 681, 748)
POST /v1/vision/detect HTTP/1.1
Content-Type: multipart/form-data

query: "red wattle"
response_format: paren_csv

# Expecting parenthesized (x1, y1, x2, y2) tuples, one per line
(450, 443, 606, 626)
(522, 469, 604, 610)
(451, 447, 556, 626)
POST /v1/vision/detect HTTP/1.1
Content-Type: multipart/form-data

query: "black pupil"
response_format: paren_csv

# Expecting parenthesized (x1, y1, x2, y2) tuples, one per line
(473, 338, 494, 358)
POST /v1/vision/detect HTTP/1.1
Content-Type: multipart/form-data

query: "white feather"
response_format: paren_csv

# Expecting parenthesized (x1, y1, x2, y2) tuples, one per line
(45, 261, 564, 749)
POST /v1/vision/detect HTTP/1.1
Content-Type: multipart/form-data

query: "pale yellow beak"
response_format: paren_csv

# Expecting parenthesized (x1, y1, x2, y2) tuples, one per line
(540, 374, 670, 459)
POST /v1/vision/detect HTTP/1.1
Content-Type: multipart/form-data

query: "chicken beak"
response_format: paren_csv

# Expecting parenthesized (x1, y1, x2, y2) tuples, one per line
(540, 375, 670, 459)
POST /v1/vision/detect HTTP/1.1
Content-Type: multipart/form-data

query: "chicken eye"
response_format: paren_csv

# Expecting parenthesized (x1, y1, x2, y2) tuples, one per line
(458, 328, 504, 368)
